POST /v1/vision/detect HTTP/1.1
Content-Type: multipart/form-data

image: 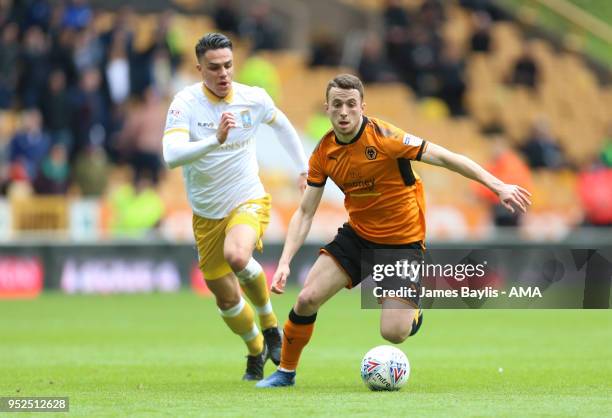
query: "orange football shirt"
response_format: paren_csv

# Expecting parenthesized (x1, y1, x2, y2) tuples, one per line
(308, 116, 428, 244)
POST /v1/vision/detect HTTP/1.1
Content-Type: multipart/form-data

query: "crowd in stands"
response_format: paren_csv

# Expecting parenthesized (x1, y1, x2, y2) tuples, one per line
(0, 0, 181, 199)
(213, 0, 282, 51)
(336, 0, 610, 227)
(0, 0, 610, 233)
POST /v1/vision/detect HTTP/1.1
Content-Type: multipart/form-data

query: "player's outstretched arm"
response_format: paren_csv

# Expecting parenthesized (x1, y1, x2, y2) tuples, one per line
(268, 109, 309, 194)
(271, 185, 324, 294)
(420, 142, 532, 214)
(162, 112, 236, 169)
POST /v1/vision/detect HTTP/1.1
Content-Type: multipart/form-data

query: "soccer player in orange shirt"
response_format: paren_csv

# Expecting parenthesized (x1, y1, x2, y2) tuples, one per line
(256, 74, 531, 387)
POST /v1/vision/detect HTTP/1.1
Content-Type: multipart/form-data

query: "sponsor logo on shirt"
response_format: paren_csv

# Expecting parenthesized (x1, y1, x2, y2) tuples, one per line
(403, 133, 423, 147)
(219, 137, 254, 151)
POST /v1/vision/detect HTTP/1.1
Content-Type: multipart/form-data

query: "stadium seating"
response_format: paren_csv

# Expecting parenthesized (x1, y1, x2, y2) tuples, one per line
(2, 1, 609, 241)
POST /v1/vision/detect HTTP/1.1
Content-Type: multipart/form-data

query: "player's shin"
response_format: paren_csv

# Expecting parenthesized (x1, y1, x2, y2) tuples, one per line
(279, 308, 317, 372)
(219, 297, 264, 356)
(236, 258, 278, 330)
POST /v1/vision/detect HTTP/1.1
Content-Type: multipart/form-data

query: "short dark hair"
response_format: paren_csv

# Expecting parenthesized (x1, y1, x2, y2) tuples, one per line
(326, 74, 364, 101)
(195, 33, 233, 61)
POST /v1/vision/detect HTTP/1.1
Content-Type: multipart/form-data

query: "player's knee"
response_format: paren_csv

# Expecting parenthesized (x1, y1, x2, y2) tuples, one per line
(215, 294, 242, 311)
(224, 247, 250, 272)
(295, 289, 321, 315)
(381, 326, 410, 344)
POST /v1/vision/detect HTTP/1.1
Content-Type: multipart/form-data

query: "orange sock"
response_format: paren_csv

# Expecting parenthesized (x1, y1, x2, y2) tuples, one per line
(279, 309, 317, 371)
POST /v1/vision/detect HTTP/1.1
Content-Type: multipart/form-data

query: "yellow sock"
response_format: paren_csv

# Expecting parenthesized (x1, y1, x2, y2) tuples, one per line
(219, 298, 264, 356)
(236, 260, 278, 330)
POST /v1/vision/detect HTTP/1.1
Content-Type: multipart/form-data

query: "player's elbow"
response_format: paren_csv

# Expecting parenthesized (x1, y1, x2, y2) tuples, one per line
(162, 155, 179, 169)
(162, 144, 181, 169)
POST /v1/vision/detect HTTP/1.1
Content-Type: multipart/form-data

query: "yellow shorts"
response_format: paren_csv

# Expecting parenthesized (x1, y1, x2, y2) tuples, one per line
(193, 194, 271, 280)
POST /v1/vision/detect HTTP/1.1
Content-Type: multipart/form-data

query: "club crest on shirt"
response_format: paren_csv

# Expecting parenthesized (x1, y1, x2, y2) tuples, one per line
(167, 108, 182, 126)
(240, 110, 252, 128)
(365, 146, 377, 160)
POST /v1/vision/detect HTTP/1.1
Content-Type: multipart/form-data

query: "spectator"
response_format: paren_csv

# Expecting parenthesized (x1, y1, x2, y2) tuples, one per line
(33, 142, 70, 194)
(470, 11, 492, 53)
(18, 25, 50, 108)
(117, 87, 166, 185)
(384, 0, 410, 32)
(154, 10, 183, 72)
(520, 119, 566, 169)
(236, 55, 281, 101)
(474, 132, 533, 226)
(0, 132, 9, 195)
(25, 0, 52, 32)
(71, 67, 107, 158)
(49, 27, 78, 86)
(305, 109, 331, 143)
(0, 166, 9, 195)
(577, 166, 612, 226)
(104, 30, 131, 106)
(109, 174, 164, 237)
(239, 1, 281, 51)
(357, 33, 397, 84)
(9, 109, 51, 182)
(0, 1, 11, 28)
(213, 0, 240, 35)
(511, 48, 539, 89)
(407, 24, 442, 96)
(437, 43, 466, 116)
(419, 0, 445, 29)
(382, 0, 411, 76)
(73, 25, 104, 74)
(100, 6, 134, 63)
(62, 0, 92, 31)
(0, 22, 19, 109)
(143, 10, 183, 97)
(39, 69, 74, 148)
(72, 142, 110, 196)
(309, 31, 341, 67)
(47, 1, 67, 36)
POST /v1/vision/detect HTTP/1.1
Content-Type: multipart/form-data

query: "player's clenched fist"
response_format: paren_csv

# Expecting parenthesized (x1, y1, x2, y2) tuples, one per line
(216, 112, 236, 143)
(271, 263, 290, 294)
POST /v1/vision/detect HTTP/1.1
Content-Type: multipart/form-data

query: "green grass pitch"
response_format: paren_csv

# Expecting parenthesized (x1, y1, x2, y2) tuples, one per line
(1, 290, 610, 417)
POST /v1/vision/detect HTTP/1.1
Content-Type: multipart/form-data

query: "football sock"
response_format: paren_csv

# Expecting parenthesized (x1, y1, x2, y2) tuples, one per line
(409, 308, 423, 336)
(236, 258, 278, 330)
(279, 308, 317, 371)
(219, 297, 264, 356)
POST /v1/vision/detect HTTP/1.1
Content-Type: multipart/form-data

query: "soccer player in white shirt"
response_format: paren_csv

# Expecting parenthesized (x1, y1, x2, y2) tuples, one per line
(162, 33, 309, 380)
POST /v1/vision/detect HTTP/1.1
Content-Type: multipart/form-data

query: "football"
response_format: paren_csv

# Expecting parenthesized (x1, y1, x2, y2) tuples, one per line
(360, 345, 410, 391)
